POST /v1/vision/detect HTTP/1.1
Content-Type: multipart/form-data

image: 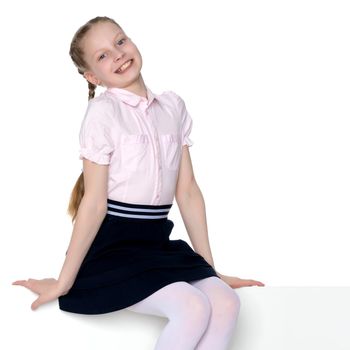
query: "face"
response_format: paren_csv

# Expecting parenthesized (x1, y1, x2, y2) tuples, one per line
(82, 21, 143, 89)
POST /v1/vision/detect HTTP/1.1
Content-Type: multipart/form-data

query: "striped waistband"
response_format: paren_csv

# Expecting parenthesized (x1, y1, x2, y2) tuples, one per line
(106, 198, 173, 220)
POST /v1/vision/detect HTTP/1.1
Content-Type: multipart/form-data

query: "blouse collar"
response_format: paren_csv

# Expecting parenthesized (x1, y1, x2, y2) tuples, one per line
(105, 85, 157, 108)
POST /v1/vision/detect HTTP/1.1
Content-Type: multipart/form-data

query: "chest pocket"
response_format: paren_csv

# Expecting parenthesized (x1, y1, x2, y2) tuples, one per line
(120, 134, 150, 171)
(160, 134, 181, 170)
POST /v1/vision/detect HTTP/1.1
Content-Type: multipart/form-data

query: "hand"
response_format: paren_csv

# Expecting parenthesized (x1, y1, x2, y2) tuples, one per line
(12, 277, 69, 311)
(216, 272, 265, 288)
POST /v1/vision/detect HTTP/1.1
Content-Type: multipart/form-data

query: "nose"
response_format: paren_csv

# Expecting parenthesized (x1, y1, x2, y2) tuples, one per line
(112, 48, 125, 62)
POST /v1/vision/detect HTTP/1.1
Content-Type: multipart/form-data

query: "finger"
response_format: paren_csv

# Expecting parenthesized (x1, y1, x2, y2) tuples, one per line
(12, 280, 27, 286)
(250, 280, 265, 286)
(12, 280, 32, 289)
(26, 279, 40, 293)
(242, 280, 258, 287)
(31, 295, 43, 310)
(250, 279, 264, 285)
(32, 292, 58, 310)
(12, 279, 39, 293)
(256, 281, 265, 286)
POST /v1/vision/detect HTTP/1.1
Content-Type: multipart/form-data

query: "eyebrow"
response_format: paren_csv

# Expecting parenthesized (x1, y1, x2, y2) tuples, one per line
(92, 32, 123, 58)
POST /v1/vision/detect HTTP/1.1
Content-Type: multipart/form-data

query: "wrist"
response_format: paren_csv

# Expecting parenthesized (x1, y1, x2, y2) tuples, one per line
(57, 279, 73, 294)
(215, 270, 223, 278)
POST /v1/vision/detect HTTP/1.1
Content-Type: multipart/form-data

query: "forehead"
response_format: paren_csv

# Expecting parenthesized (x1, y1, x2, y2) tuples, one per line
(83, 22, 124, 53)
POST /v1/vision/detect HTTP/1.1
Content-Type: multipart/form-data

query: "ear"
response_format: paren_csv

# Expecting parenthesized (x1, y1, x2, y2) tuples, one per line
(83, 71, 100, 86)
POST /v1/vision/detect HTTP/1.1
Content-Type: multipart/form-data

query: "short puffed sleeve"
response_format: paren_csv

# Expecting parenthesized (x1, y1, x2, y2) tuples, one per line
(172, 92, 194, 147)
(78, 98, 115, 165)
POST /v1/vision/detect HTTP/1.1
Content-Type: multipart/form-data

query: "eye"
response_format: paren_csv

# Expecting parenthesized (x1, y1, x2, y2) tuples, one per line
(98, 38, 127, 61)
(98, 53, 106, 61)
(117, 38, 126, 45)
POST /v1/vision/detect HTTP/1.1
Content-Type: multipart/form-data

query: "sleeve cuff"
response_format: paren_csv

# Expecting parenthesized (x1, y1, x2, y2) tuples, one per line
(79, 148, 111, 165)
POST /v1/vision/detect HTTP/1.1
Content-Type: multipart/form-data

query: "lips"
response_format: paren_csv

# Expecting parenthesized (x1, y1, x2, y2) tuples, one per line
(115, 59, 133, 73)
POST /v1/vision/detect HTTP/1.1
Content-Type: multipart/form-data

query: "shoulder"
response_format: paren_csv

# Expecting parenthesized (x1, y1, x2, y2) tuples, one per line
(82, 93, 115, 126)
(161, 89, 181, 102)
(86, 93, 115, 112)
(160, 90, 190, 120)
(158, 89, 187, 109)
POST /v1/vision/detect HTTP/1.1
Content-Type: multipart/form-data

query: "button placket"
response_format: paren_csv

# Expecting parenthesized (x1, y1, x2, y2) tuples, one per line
(155, 134, 162, 201)
(141, 106, 159, 204)
(148, 113, 162, 203)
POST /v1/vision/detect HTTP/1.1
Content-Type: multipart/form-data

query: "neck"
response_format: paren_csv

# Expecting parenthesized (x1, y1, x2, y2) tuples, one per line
(112, 74, 148, 99)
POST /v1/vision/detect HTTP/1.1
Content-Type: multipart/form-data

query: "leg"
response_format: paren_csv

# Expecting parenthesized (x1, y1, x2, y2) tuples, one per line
(188, 276, 241, 350)
(125, 281, 212, 350)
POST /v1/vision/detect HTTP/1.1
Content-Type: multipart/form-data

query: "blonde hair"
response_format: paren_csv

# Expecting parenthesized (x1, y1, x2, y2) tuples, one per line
(67, 16, 122, 223)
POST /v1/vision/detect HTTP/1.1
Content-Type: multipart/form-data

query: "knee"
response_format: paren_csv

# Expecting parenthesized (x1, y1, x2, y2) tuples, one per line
(226, 290, 241, 317)
(215, 290, 241, 325)
(177, 292, 212, 330)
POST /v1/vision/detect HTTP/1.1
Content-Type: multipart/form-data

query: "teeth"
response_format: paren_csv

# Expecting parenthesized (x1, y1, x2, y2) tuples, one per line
(117, 60, 132, 73)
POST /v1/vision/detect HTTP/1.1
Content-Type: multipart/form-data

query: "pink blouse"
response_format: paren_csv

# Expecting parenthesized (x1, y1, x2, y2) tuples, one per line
(78, 85, 194, 205)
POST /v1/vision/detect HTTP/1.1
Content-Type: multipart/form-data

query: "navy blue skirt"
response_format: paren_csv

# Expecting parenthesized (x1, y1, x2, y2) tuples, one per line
(58, 199, 220, 315)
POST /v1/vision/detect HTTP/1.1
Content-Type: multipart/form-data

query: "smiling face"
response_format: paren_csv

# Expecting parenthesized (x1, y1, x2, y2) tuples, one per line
(82, 21, 143, 89)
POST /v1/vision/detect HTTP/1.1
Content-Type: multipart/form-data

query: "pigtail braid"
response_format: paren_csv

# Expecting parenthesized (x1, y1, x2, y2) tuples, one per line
(88, 81, 97, 101)
(67, 16, 122, 223)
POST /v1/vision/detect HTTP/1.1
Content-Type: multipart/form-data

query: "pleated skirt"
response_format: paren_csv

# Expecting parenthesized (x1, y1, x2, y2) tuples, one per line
(58, 198, 220, 315)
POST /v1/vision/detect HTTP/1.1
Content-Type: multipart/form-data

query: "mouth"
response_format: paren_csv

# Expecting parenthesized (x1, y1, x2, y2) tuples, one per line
(114, 59, 134, 74)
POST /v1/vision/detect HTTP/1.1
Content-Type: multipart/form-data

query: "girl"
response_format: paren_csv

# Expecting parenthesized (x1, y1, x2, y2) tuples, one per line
(12, 16, 265, 349)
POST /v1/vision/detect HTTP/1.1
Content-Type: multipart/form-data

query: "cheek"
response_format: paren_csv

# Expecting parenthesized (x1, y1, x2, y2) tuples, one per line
(128, 43, 141, 58)
(100, 59, 113, 72)
(133, 51, 142, 66)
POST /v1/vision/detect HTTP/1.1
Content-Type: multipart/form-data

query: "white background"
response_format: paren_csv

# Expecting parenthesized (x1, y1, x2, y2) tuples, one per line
(1, 0, 349, 349)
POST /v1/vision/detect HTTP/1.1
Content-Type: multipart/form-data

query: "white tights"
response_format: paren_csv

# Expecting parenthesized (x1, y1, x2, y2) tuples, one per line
(125, 276, 241, 350)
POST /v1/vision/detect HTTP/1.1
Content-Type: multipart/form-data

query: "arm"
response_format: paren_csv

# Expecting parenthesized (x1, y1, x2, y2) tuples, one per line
(11, 101, 120, 308)
(175, 147, 266, 289)
(12, 159, 111, 309)
(57, 158, 110, 293)
(175, 146, 219, 274)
